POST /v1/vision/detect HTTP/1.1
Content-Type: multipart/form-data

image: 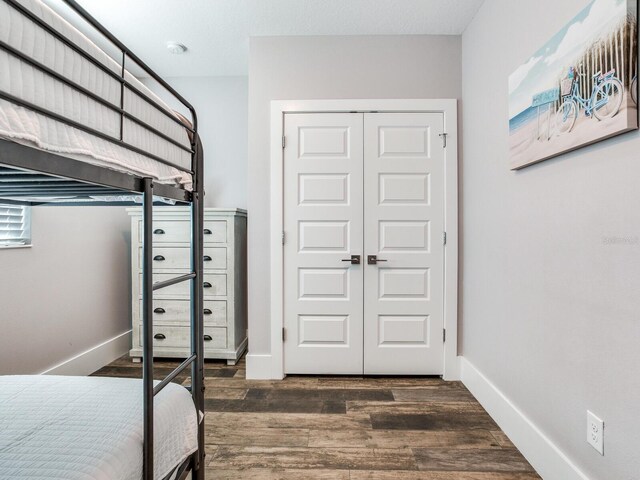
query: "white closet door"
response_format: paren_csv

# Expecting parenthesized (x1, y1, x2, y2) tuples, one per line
(283, 113, 364, 374)
(363, 113, 445, 375)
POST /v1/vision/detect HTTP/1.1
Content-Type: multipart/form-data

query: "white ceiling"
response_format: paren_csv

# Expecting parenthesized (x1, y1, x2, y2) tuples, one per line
(65, 0, 484, 77)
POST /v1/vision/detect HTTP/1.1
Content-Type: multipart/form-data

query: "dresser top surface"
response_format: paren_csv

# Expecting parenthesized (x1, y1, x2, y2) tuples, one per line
(127, 207, 247, 218)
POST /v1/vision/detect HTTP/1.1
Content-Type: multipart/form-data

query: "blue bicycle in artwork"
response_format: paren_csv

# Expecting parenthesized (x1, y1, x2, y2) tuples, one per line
(555, 66, 624, 135)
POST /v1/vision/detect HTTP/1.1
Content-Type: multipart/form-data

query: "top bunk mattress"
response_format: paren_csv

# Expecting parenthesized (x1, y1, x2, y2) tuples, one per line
(0, 375, 198, 480)
(0, 0, 193, 190)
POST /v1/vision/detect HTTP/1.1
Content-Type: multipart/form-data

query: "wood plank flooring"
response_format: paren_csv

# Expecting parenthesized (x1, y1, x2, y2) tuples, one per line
(92, 356, 540, 479)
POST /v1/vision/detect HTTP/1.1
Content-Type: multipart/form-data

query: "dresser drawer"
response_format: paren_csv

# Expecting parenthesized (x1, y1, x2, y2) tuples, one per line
(139, 220, 227, 244)
(141, 273, 227, 297)
(140, 299, 227, 326)
(203, 221, 227, 243)
(139, 247, 227, 270)
(139, 325, 227, 349)
(203, 300, 227, 326)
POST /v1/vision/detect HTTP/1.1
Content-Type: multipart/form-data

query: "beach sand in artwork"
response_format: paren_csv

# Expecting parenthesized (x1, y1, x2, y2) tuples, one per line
(509, 95, 637, 168)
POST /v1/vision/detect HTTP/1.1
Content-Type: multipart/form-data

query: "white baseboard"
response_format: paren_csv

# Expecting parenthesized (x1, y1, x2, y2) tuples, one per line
(40, 330, 131, 376)
(460, 357, 590, 480)
(246, 353, 282, 379)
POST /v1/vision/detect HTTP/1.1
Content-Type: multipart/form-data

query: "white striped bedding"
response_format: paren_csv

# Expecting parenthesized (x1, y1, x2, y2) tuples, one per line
(0, 375, 198, 480)
(0, 0, 193, 190)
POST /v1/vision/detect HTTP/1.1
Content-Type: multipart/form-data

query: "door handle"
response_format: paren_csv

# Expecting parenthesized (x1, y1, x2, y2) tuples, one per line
(367, 255, 387, 265)
(341, 255, 361, 265)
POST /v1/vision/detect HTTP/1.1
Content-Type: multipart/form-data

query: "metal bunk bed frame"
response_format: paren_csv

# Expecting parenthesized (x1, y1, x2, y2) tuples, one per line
(0, 1, 205, 479)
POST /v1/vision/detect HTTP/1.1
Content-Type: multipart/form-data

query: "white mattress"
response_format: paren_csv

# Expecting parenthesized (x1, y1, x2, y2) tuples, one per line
(0, 0, 193, 189)
(0, 375, 198, 480)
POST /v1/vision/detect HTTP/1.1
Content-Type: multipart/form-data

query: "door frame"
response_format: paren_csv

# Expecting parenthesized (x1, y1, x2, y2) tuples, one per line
(269, 99, 460, 380)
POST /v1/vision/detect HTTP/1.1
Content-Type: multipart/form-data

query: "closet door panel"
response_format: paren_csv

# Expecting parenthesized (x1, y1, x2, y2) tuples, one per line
(283, 113, 364, 374)
(363, 113, 445, 375)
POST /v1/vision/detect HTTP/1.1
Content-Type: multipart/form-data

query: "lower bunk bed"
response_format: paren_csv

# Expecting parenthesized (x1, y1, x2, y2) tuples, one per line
(0, 376, 197, 480)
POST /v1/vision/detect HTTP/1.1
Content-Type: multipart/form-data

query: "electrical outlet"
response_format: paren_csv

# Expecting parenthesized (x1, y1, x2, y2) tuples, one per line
(587, 410, 604, 455)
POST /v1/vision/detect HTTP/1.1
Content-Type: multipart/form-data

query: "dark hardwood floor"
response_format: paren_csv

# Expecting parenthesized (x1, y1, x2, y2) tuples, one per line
(92, 356, 540, 479)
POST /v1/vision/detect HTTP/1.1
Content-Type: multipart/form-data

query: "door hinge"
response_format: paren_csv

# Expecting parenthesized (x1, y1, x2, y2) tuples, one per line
(282, 136, 286, 149)
(443, 329, 446, 343)
(282, 231, 285, 245)
(439, 133, 448, 148)
(282, 327, 286, 342)
(443, 231, 447, 245)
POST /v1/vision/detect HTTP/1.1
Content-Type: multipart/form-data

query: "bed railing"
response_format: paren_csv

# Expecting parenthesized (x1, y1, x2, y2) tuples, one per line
(1, 1, 206, 479)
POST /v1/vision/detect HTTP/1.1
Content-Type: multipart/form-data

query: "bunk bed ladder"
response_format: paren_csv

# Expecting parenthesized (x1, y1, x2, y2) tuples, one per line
(142, 170, 205, 480)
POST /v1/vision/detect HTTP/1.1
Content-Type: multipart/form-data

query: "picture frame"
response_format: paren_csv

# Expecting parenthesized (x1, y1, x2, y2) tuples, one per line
(509, 0, 638, 169)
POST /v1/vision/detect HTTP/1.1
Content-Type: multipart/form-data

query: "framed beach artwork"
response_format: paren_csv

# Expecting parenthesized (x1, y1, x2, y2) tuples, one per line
(509, 0, 638, 169)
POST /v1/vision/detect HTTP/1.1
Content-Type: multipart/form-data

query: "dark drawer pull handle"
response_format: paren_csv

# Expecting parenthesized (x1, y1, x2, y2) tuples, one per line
(154, 307, 166, 314)
(153, 229, 165, 235)
(203, 282, 212, 288)
(204, 255, 212, 262)
(204, 335, 213, 342)
(204, 308, 212, 315)
(204, 229, 212, 235)
(154, 333, 166, 340)
(153, 255, 165, 261)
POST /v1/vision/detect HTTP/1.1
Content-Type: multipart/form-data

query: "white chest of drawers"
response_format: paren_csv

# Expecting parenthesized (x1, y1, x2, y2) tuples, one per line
(128, 207, 247, 365)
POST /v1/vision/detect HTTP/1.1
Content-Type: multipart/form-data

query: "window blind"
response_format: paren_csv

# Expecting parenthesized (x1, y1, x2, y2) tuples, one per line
(0, 205, 31, 246)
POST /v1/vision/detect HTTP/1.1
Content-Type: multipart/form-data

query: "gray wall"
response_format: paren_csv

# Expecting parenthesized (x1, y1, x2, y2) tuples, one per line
(248, 35, 462, 355)
(462, 1, 640, 478)
(0, 207, 131, 374)
(143, 76, 248, 209)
